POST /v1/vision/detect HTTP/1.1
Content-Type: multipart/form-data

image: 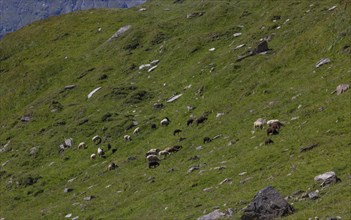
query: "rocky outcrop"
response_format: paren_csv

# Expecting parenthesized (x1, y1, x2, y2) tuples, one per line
(0, 0, 146, 38)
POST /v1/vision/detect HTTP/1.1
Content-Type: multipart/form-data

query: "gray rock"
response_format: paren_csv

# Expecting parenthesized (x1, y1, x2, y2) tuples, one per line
(197, 208, 234, 220)
(72, 216, 79, 220)
(167, 93, 183, 103)
(64, 85, 76, 90)
(315, 58, 331, 68)
(314, 171, 341, 187)
(187, 12, 205, 19)
(29, 147, 38, 156)
(64, 188, 73, 193)
(107, 25, 131, 42)
(188, 166, 200, 173)
(308, 190, 319, 200)
(83, 196, 95, 201)
(20, 115, 31, 122)
(336, 84, 349, 95)
(241, 186, 294, 220)
(64, 138, 73, 148)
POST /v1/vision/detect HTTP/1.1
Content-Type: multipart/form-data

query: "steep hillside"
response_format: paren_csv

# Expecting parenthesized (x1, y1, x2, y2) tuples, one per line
(0, 0, 146, 38)
(0, 0, 350, 219)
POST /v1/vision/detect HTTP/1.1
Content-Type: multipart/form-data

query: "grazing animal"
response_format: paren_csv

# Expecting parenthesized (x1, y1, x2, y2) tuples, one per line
(107, 143, 111, 151)
(151, 123, 157, 129)
(158, 150, 170, 157)
(108, 162, 118, 171)
(146, 154, 160, 169)
(92, 135, 102, 145)
(97, 147, 105, 157)
(265, 139, 274, 145)
(78, 142, 86, 149)
(267, 119, 280, 126)
(254, 118, 266, 129)
(160, 117, 170, 126)
(146, 149, 160, 157)
(173, 129, 182, 136)
(90, 154, 96, 160)
(267, 127, 279, 136)
(133, 127, 140, 134)
(124, 135, 132, 141)
(112, 148, 117, 154)
(270, 121, 284, 130)
(187, 118, 194, 126)
(165, 145, 182, 153)
(203, 137, 212, 144)
(196, 115, 208, 125)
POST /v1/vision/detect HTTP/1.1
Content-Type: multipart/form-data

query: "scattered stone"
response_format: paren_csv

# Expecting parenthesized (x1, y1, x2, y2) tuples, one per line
(167, 93, 183, 103)
(64, 188, 73, 193)
(234, 44, 245, 50)
(209, 48, 215, 52)
(67, 177, 76, 183)
(147, 176, 155, 183)
(299, 143, 319, 153)
(219, 178, 232, 185)
(315, 58, 331, 68)
(107, 25, 131, 42)
(128, 156, 137, 161)
(241, 186, 294, 220)
(64, 85, 76, 90)
(2, 160, 9, 167)
(64, 138, 73, 148)
(65, 213, 72, 218)
(203, 187, 213, 192)
(335, 84, 350, 95)
(139, 8, 146, 11)
(83, 196, 95, 201)
(29, 147, 38, 156)
(197, 208, 234, 220)
(72, 217, 79, 220)
(188, 166, 200, 173)
(153, 103, 164, 109)
(87, 87, 102, 99)
(314, 171, 341, 187)
(188, 155, 200, 161)
(20, 115, 31, 122)
(233, 33, 242, 37)
(148, 65, 158, 72)
(150, 60, 159, 65)
(139, 64, 151, 70)
(239, 172, 247, 176)
(342, 45, 350, 54)
(213, 166, 226, 171)
(187, 12, 205, 19)
(308, 190, 319, 200)
(216, 112, 224, 117)
(255, 40, 269, 53)
(196, 146, 203, 150)
(328, 5, 337, 11)
(240, 177, 253, 184)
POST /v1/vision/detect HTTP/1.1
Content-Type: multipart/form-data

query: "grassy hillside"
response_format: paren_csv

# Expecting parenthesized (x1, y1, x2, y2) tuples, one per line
(0, 0, 350, 219)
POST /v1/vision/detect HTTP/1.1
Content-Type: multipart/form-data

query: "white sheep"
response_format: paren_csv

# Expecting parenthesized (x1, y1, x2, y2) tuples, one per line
(77, 142, 86, 149)
(92, 135, 102, 145)
(124, 135, 132, 141)
(267, 119, 280, 126)
(146, 148, 160, 157)
(107, 162, 117, 171)
(90, 154, 96, 160)
(146, 154, 160, 168)
(158, 150, 170, 157)
(254, 118, 266, 129)
(160, 117, 170, 126)
(97, 147, 105, 157)
(133, 127, 140, 134)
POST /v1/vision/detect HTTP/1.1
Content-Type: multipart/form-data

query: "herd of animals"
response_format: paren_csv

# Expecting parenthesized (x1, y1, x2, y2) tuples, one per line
(60, 110, 284, 171)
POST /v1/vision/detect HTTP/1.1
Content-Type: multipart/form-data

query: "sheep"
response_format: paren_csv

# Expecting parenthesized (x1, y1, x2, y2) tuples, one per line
(267, 127, 279, 136)
(133, 127, 140, 134)
(187, 118, 194, 126)
(160, 117, 170, 126)
(145, 149, 160, 157)
(158, 150, 170, 157)
(173, 129, 182, 136)
(165, 145, 182, 153)
(203, 137, 212, 144)
(78, 142, 86, 149)
(97, 147, 105, 157)
(146, 154, 160, 169)
(254, 118, 266, 129)
(267, 119, 280, 126)
(90, 154, 96, 160)
(124, 135, 132, 141)
(270, 121, 284, 130)
(107, 162, 118, 171)
(92, 135, 102, 145)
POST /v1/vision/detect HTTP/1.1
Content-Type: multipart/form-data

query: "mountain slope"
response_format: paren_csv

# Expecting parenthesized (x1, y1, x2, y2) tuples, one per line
(0, 0, 350, 219)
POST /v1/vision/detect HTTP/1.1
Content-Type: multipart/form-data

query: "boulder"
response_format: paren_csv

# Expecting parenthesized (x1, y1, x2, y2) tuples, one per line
(314, 171, 341, 187)
(336, 84, 349, 95)
(315, 58, 331, 68)
(241, 186, 294, 220)
(197, 208, 234, 220)
(107, 25, 131, 42)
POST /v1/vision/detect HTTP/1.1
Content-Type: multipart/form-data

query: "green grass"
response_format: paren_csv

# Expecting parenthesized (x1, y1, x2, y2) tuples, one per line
(0, 0, 350, 219)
